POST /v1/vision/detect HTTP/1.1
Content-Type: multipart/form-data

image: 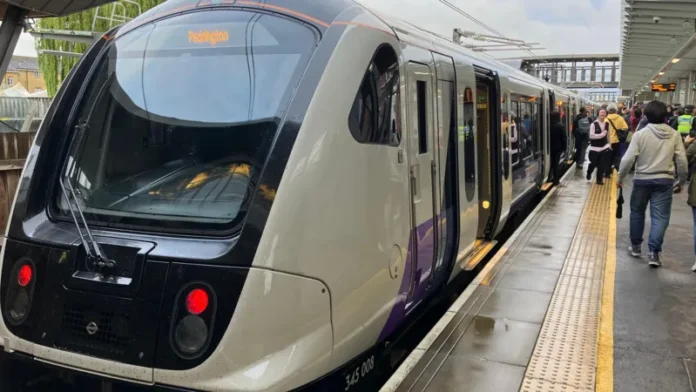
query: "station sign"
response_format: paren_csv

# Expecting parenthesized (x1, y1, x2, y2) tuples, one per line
(651, 83, 676, 92)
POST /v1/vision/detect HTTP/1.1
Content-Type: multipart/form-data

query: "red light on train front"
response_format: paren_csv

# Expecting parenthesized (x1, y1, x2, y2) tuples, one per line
(171, 284, 216, 358)
(17, 264, 33, 287)
(4, 259, 36, 325)
(185, 288, 208, 315)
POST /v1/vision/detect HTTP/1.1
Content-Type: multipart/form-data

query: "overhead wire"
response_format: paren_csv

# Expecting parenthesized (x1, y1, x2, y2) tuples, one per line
(438, 0, 545, 62)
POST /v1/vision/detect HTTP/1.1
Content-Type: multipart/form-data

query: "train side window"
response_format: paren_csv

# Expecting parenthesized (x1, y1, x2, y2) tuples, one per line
(511, 100, 520, 166)
(521, 101, 533, 160)
(417, 80, 427, 154)
(463, 87, 475, 200)
(533, 103, 541, 157)
(348, 45, 401, 147)
(501, 95, 509, 180)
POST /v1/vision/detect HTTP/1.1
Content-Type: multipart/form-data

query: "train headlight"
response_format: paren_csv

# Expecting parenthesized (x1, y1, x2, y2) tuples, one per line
(174, 315, 209, 355)
(170, 284, 216, 359)
(4, 258, 36, 325)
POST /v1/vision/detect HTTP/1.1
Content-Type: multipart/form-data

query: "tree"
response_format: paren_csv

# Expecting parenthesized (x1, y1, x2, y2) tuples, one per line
(36, 0, 166, 96)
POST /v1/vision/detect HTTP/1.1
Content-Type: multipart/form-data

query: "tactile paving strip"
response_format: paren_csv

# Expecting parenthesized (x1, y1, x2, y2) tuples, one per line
(520, 181, 613, 392)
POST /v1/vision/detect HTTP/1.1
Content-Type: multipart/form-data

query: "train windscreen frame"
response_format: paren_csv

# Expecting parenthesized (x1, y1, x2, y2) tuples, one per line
(51, 9, 318, 235)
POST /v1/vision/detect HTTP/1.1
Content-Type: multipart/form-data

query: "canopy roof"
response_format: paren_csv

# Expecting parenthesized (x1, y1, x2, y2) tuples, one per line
(0, 1, 117, 18)
(621, 0, 696, 96)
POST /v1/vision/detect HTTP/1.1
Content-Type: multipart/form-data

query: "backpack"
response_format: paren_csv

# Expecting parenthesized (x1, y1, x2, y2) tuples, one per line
(577, 116, 591, 136)
(607, 117, 629, 143)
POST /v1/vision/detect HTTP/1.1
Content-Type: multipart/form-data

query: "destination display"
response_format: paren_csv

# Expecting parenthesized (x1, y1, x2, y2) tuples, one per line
(651, 83, 676, 92)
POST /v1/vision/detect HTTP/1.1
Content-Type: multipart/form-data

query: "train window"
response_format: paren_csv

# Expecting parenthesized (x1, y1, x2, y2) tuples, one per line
(463, 87, 475, 200)
(510, 100, 520, 167)
(520, 102, 533, 160)
(348, 45, 401, 146)
(54, 10, 318, 232)
(533, 103, 541, 157)
(417, 80, 427, 154)
(501, 96, 509, 180)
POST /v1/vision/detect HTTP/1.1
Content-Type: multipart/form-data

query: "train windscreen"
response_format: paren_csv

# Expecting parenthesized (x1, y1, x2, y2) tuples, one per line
(55, 10, 317, 232)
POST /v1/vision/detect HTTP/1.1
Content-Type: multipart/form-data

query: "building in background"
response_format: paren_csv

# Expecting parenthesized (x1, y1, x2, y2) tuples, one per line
(1, 56, 45, 93)
(502, 54, 621, 104)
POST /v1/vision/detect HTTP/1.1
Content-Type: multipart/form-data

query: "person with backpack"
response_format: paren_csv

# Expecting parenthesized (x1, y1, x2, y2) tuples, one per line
(618, 101, 688, 268)
(573, 107, 591, 169)
(606, 103, 630, 170)
(587, 109, 612, 185)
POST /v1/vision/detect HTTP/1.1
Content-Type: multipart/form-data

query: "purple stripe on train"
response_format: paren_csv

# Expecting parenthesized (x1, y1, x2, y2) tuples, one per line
(377, 215, 438, 342)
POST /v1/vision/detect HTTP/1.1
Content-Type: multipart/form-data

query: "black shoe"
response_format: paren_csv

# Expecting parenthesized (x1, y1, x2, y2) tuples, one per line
(648, 252, 662, 268)
(596, 180, 604, 185)
(586, 171, 592, 181)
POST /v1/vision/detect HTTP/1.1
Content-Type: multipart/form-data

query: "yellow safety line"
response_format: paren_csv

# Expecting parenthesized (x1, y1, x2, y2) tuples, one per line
(597, 174, 617, 392)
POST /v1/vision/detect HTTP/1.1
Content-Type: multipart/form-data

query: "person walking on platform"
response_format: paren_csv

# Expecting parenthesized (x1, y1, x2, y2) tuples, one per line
(618, 101, 688, 268)
(587, 109, 612, 185)
(606, 103, 630, 170)
(683, 134, 696, 272)
(550, 111, 567, 185)
(677, 105, 696, 142)
(573, 107, 591, 169)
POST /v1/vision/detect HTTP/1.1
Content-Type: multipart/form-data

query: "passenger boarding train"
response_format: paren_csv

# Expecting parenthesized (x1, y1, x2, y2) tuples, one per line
(0, 0, 596, 391)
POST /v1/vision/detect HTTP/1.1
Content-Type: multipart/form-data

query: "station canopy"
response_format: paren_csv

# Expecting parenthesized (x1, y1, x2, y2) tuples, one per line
(0, 1, 116, 18)
(621, 0, 696, 96)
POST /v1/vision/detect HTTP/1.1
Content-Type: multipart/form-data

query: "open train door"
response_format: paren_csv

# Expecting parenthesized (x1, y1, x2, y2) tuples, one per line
(474, 67, 502, 241)
(541, 89, 556, 183)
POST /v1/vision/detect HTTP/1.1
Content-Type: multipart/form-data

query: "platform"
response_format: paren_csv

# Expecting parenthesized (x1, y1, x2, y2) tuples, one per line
(381, 167, 696, 392)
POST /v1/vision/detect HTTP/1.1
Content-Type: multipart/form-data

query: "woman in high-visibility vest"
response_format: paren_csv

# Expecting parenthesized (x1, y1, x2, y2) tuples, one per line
(677, 105, 695, 139)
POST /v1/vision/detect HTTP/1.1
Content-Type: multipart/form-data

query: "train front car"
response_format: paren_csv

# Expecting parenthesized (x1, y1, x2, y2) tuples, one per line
(0, 1, 409, 391)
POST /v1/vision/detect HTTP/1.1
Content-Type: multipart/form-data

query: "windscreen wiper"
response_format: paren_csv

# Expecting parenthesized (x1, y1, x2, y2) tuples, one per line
(59, 176, 116, 270)
(59, 119, 117, 272)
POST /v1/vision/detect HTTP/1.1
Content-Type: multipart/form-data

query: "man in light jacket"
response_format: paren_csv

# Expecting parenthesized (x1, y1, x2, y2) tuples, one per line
(618, 100, 688, 268)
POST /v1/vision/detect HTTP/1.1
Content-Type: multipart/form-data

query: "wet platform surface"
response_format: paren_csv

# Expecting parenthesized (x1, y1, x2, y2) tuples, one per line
(613, 179, 696, 392)
(382, 167, 696, 392)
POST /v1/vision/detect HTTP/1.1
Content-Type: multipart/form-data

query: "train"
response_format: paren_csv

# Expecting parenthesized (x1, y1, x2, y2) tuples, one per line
(0, 0, 597, 391)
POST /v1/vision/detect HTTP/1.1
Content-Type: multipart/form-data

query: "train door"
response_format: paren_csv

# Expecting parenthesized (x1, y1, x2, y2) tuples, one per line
(570, 101, 577, 161)
(475, 67, 502, 240)
(405, 61, 438, 307)
(430, 53, 458, 287)
(542, 89, 555, 181)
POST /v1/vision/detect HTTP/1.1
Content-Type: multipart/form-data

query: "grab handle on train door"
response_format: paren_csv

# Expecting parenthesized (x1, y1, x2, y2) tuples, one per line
(410, 168, 417, 197)
(409, 165, 420, 202)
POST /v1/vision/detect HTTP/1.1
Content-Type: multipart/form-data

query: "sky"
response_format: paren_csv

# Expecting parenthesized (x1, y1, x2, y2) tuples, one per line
(358, 0, 621, 58)
(11, 0, 621, 58)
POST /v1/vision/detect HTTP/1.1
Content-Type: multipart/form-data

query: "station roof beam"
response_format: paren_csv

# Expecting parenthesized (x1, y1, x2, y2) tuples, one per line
(621, 0, 696, 97)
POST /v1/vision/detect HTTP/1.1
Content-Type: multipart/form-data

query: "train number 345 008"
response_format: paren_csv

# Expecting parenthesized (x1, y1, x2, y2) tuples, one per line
(344, 355, 375, 391)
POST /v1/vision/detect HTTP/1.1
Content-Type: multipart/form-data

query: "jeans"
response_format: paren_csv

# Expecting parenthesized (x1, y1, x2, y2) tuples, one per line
(693, 207, 696, 256)
(575, 134, 588, 165)
(630, 183, 673, 253)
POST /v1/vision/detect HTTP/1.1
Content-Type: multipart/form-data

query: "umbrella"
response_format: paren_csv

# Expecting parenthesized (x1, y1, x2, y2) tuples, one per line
(616, 187, 624, 219)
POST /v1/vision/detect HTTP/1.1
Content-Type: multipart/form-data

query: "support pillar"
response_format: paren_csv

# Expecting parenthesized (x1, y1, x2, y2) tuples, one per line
(0, 5, 28, 79)
(687, 70, 696, 106)
(678, 78, 688, 105)
(590, 61, 596, 82)
(611, 61, 616, 83)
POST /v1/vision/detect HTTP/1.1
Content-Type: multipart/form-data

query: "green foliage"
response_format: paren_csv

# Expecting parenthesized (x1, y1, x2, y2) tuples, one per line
(36, 0, 167, 96)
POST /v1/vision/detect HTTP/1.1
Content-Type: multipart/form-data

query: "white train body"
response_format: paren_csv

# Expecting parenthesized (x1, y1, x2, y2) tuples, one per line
(0, 1, 594, 391)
